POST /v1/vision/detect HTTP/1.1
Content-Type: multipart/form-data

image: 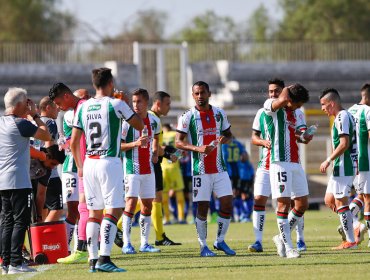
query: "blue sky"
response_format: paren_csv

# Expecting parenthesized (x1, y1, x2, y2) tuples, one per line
(61, 0, 281, 40)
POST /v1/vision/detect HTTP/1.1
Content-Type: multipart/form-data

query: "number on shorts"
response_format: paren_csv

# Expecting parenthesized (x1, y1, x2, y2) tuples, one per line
(66, 178, 77, 188)
(277, 171, 287, 183)
(89, 122, 102, 148)
(193, 177, 201, 188)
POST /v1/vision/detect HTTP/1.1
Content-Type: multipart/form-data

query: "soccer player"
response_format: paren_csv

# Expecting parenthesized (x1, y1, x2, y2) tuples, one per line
(175, 81, 236, 257)
(265, 84, 311, 259)
(70, 68, 144, 272)
(249, 79, 308, 253)
(320, 88, 357, 250)
(121, 88, 161, 254)
(51, 86, 91, 264)
(347, 83, 370, 245)
(161, 124, 186, 224)
(149, 91, 181, 245)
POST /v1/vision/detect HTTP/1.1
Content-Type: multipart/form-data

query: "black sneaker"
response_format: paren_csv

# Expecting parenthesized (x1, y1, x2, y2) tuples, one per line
(89, 259, 98, 273)
(155, 233, 182, 246)
(114, 229, 123, 248)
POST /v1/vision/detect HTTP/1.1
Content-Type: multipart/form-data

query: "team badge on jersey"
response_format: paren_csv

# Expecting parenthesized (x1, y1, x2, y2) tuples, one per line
(206, 115, 210, 123)
(194, 189, 198, 197)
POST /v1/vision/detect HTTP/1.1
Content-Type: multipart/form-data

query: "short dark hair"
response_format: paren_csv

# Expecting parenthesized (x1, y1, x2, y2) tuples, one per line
(288, 83, 309, 103)
(361, 83, 370, 94)
(319, 88, 340, 100)
(91, 67, 113, 89)
(192, 81, 210, 92)
(268, 78, 285, 88)
(152, 91, 170, 102)
(39, 96, 55, 111)
(49, 82, 72, 101)
(131, 88, 149, 101)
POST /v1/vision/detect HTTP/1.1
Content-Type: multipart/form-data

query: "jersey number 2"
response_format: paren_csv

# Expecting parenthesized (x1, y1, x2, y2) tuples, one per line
(89, 122, 102, 148)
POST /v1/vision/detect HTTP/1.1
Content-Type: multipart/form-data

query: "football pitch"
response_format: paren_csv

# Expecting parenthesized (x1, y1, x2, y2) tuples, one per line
(28, 209, 370, 280)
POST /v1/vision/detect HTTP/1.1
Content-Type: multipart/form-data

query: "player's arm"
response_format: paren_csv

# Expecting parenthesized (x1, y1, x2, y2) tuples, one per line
(219, 127, 233, 144)
(251, 130, 271, 149)
(120, 138, 144, 151)
(320, 135, 349, 173)
(152, 134, 159, 163)
(126, 113, 144, 131)
(175, 131, 214, 155)
(71, 127, 83, 177)
(269, 87, 291, 112)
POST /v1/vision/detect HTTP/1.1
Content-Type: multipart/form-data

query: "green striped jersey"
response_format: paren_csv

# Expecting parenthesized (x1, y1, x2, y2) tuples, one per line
(74, 96, 134, 158)
(348, 104, 370, 172)
(176, 106, 230, 176)
(62, 110, 76, 173)
(331, 110, 355, 177)
(121, 113, 160, 174)
(263, 99, 307, 163)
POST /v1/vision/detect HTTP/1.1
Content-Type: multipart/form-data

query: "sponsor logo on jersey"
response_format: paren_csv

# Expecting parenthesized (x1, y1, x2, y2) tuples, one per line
(87, 104, 101, 111)
(194, 189, 198, 197)
(279, 185, 285, 193)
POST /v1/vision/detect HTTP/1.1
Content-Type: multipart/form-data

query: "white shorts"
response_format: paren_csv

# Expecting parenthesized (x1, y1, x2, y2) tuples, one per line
(270, 162, 309, 199)
(62, 172, 79, 202)
(254, 168, 271, 197)
(124, 173, 156, 199)
(357, 172, 370, 194)
(83, 157, 125, 210)
(326, 175, 353, 199)
(192, 171, 232, 202)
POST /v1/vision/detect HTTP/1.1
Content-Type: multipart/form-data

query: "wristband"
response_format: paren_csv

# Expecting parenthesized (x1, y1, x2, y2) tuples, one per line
(326, 157, 332, 163)
(33, 114, 40, 119)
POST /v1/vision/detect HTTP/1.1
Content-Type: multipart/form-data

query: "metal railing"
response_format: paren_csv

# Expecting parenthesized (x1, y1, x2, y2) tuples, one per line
(0, 41, 369, 63)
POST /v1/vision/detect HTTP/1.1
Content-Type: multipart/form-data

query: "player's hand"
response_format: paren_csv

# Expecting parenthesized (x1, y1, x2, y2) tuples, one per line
(152, 153, 158, 163)
(170, 154, 178, 162)
(301, 133, 313, 143)
(43, 158, 59, 169)
(137, 136, 149, 147)
(26, 99, 38, 117)
(320, 160, 330, 173)
(261, 140, 271, 149)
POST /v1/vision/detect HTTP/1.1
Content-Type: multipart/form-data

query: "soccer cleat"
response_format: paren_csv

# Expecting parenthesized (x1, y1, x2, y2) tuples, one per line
(296, 240, 307, 252)
(57, 250, 88, 264)
(213, 241, 236, 256)
(89, 259, 98, 273)
(286, 249, 301, 259)
(354, 223, 366, 245)
(200, 246, 217, 257)
(248, 241, 263, 252)
(1, 265, 8, 275)
(337, 225, 346, 241)
(114, 229, 124, 248)
(122, 243, 137, 254)
(8, 263, 36, 274)
(272, 235, 286, 257)
(331, 241, 358, 250)
(155, 233, 182, 246)
(96, 260, 126, 273)
(139, 244, 161, 253)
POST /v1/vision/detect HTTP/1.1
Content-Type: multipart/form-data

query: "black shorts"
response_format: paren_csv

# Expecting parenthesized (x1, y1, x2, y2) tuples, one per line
(239, 179, 254, 196)
(153, 162, 163, 192)
(230, 176, 239, 190)
(44, 177, 63, 210)
(38, 169, 52, 187)
(183, 176, 192, 193)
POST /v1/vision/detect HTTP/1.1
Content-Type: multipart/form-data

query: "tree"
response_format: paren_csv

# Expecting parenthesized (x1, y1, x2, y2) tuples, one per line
(0, 0, 75, 42)
(242, 4, 273, 42)
(171, 10, 239, 43)
(275, 0, 370, 41)
(105, 9, 168, 43)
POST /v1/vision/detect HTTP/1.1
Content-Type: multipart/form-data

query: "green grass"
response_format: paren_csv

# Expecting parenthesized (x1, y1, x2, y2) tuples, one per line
(18, 209, 370, 279)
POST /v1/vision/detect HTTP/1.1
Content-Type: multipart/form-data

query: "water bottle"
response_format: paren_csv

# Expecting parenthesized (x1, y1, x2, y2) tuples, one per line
(303, 124, 318, 137)
(57, 133, 69, 151)
(141, 126, 148, 148)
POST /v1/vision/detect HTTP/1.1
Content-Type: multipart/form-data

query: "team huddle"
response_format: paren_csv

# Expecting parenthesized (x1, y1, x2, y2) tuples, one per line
(1, 67, 370, 274)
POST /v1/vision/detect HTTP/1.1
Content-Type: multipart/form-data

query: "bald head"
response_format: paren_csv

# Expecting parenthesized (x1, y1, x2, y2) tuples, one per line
(73, 89, 90, 100)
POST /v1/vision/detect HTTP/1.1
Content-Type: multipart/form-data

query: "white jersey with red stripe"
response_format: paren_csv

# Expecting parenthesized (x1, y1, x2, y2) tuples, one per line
(122, 113, 161, 175)
(252, 108, 272, 170)
(263, 98, 307, 163)
(176, 105, 231, 176)
(73, 96, 135, 158)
